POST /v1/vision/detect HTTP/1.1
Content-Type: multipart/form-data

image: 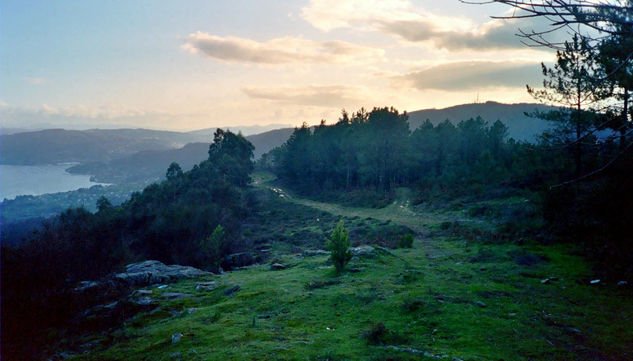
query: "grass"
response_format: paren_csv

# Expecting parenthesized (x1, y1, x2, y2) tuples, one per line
(66, 172, 633, 360)
(69, 239, 633, 361)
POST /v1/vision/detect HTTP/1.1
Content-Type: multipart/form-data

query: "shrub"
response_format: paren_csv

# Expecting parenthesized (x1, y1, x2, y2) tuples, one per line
(398, 233, 414, 248)
(326, 221, 352, 274)
(198, 225, 225, 270)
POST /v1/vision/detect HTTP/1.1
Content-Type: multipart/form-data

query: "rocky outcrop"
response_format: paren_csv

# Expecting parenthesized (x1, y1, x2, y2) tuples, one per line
(114, 260, 211, 287)
(302, 249, 329, 257)
(350, 245, 375, 256)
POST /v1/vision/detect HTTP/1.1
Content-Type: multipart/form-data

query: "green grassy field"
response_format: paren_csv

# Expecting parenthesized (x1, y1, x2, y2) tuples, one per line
(68, 173, 633, 360)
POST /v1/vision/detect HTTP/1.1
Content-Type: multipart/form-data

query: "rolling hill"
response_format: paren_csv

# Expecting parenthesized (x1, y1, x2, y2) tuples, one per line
(407, 101, 554, 141)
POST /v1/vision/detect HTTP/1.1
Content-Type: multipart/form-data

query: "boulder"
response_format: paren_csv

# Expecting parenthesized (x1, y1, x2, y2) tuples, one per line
(270, 263, 287, 271)
(196, 281, 219, 292)
(171, 333, 183, 344)
(161, 292, 192, 300)
(223, 285, 240, 296)
(350, 245, 375, 257)
(302, 249, 329, 257)
(115, 260, 210, 287)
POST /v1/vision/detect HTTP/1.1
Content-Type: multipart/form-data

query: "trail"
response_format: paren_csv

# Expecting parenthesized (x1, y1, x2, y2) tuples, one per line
(252, 171, 458, 234)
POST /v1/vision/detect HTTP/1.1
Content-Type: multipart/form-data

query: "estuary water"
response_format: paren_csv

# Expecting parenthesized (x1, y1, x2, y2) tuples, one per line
(0, 164, 103, 201)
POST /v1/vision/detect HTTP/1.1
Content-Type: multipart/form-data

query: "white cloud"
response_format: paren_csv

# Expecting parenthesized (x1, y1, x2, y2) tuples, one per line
(242, 85, 366, 107)
(301, 0, 562, 52)
(397, 61, 542, 90)
(182, 32, 383, 65)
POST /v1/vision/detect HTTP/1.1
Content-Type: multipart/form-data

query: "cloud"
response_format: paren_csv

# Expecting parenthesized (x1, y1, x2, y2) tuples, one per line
(301, 0, 562, 51)
(242, 85, 364, 107)
(377, 19, 526, 51)
(301, 0, 423, 32)
(183, 32, 383, 64)
(398, 61, 542, 91)
(0, 103, 175, 130)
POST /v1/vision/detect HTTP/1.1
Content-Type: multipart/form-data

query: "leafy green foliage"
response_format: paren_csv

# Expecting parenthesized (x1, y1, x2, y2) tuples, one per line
(198, 225, 225, 271)
(326, 221, 352, 274)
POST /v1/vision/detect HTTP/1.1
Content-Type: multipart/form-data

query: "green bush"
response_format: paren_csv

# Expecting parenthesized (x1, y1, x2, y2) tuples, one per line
(398, 233, 414, 248)
(198, 225, 225, 270)
(326, 221, 352, 274)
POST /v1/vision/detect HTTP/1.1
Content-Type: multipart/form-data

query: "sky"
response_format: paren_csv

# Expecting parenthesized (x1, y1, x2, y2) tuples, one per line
(1, 0, 560, 131)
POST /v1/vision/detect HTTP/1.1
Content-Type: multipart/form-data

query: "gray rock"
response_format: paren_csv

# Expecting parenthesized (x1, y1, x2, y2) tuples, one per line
(565, 326, 582, 334)
(350, 245, 375, 257)
(74, 281, 100, 292)
(136, 289, 153, 295)
(132, 296, 156, 306)
(270, 263, 286, 271)
(171, 333, 183, 343)
(475, 301, 487, 308)
(618, 281, 628, 286)
(302, 249, 329, 257)
(223, 285, 240, 296)
(115, 260, 210, 287)
(196, 281, 219, 291)
(161, 292, 192, 300)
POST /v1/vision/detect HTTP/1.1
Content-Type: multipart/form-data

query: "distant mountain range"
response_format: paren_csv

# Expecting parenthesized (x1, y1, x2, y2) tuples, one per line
(407, 101, 554, 141)
(1, 102, 555, 184)
(0, 128, 208, 165)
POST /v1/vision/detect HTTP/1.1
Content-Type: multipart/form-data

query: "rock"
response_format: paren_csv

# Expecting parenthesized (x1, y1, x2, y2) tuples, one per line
(222, 252, 256, 270)
(565, 326, 582, 334)
(590, 279, 601, 285)
(302, 249, 329, 257)
(169, 352, 182, 359)
(115, 260, 210, 287)
(541, 278, 551, 284)
(132, 296, 156, 306)
(270, 263, 286, 271)
(161, 292, 192, 300)
(475, 301, 487, 308)
(74, 281, 100, 292)
(350, 245, 375, 257)
(618, 281, 628, 286)
(171, 333, 183, 343)
(196, 281, 219, 291)
(223, 285, 240, 296)
(479, 266, 487, 271)
(169, 309, 184, 317)
(136, 289, 153, 296)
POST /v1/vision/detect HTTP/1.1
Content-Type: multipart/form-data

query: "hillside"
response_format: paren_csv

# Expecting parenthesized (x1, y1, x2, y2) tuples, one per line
(67, 142, 210, 184)
(408, 101, 554, 141)
(187, 124, 292, 138)
(0, 128, 208, 165)
(49, 176, 633, 361)
(65, 128, 295, 183)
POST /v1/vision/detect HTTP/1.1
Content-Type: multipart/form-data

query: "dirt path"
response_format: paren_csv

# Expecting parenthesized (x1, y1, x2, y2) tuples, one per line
(252, 171, 458, 234)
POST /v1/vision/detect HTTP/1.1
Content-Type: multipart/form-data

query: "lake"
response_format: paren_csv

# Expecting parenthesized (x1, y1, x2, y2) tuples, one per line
(0, 164, 105, 201)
